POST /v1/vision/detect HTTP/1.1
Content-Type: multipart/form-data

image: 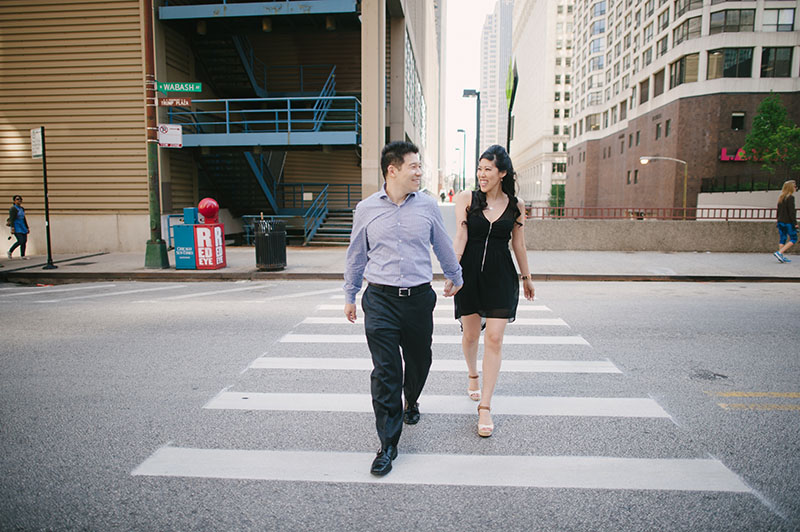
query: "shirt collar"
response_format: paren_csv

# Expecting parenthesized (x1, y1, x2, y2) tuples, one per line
(379, 184, 417, 204)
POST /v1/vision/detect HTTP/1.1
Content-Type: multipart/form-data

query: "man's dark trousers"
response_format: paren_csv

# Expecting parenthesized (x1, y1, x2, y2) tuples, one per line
(362, 284, 436, 449)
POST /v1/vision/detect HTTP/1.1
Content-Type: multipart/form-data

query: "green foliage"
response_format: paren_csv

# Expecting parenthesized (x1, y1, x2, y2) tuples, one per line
(549, 184, 565, 209)
(742, 93, 800, 176)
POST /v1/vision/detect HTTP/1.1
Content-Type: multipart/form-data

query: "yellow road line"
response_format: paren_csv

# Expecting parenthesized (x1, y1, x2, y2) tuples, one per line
(718, 403, 800, 411)
(705, 391, 800, 398)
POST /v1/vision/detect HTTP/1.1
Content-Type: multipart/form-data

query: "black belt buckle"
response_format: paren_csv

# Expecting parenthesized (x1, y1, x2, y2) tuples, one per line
(398, 287, 411, 297)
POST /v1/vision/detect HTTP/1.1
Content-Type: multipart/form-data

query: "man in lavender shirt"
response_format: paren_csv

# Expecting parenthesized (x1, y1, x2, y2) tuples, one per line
(344, 141, 463, 476)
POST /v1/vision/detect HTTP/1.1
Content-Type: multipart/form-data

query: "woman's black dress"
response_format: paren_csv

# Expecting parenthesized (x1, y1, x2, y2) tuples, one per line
(455, 191, 520, 322)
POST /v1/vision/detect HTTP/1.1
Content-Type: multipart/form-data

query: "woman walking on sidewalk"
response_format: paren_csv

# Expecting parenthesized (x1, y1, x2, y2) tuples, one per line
(774, 180, 797, 263)
(7, 195, 30, 260)
(452, 145, 534, 438)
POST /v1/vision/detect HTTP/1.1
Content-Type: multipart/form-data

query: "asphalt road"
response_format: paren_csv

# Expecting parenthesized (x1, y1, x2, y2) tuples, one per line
(0, 280, 798, 531)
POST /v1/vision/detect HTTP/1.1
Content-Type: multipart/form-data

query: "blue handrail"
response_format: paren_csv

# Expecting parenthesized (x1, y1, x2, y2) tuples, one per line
(167, 96, 361, 136)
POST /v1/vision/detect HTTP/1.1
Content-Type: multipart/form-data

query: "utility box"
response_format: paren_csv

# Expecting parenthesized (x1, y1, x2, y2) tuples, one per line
(173, 199, 227, 270)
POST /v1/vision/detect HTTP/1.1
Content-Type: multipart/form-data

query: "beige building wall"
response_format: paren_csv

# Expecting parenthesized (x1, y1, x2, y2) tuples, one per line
(0, 0, 150, 253)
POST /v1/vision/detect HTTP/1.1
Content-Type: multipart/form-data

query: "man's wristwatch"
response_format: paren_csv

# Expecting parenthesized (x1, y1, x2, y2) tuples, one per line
(520, 275, 529, 280)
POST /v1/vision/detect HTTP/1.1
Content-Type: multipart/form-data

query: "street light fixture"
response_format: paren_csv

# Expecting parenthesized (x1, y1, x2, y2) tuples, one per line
(457, 128, 466, 191)
(639, 156, 689, 219)
(463, 89, 481, 188)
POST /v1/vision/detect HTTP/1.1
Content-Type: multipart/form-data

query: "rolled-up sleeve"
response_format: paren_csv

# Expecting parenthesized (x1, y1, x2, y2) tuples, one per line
(429, 203, 463, 287)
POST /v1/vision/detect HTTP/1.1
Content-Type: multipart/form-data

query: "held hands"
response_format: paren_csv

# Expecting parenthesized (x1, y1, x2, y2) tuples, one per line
(443, 279, 462, 297)
(522, 278, 535, 301)
(344, 303, 357, 323)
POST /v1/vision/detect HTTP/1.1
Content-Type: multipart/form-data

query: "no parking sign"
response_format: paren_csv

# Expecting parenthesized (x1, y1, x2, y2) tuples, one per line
(157, 124, 182, 148)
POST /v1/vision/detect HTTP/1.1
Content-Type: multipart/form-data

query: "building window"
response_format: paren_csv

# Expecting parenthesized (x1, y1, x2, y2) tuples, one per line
(565, 109, 570, 118)
(730, 112, 745, 130)
(592, 1, 607, 17)
(590, 38, 604, 54)
(553, 143, 560, 152)
(655, 122, 662, 139)
(707, 48, 753, 79)
(653, 69, 665, 97)
(565, 74, 571, 84)
(669, 53, 699, 88)
(639, 78, 650, 104)
(555, 75, 561, 84)
(591, 20, 606, 35)
(634, 169, 639, 184)
(761, 47, 793, 78)
(673, 16, 701, 45)
(587, 113, 601, 131)
(556, 39, 563, 49)
(643, 22, 654, 43)
(554, 125, 560, 135)
(555, 92, 561, 101)
(709, 9, 755, 34)
(762, 9, 794, 32)
(675, 0, 702, 19)
(665, 119, 671, 137)
(658, 8, 670, 31)
(556, 57, 562, 66)
(563, 142, 568, 152)
(620, 140, 625, 153)
(657, 36, 668, 58)
(565, 92, 571, 101)
(628, 134, 633, 148)
(636, 131, 641, 145)
(643, 47, 653, 66)
(627, 170, 631, 184)
(564, 125, 570, 135)
(646, 0, 656, 18)
(620, 101, 627, 120)
(589, 56, 605, 71)
(555, 109, 561, 118)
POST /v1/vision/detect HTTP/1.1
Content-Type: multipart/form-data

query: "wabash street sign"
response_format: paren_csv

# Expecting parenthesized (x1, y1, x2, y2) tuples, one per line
(158, 97, 192, 107)
(156, 81, 202, 93)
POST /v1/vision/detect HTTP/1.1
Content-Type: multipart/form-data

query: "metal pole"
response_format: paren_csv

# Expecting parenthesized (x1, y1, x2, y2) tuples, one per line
(143, 0, 169, 268)
(40, 127, 57, 270)
(474, 92, 481, 189)
(683, 163, 688, 220)
(461, 131, 466, 191)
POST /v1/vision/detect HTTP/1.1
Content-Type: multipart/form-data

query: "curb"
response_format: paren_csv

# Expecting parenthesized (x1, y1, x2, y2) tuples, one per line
(2, 271, 799, 285)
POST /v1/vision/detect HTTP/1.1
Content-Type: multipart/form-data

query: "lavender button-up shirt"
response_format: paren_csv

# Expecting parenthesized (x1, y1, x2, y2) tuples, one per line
(343, 188, 463, 304)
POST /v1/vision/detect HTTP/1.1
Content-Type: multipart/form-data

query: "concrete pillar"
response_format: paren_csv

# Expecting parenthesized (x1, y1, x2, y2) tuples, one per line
(360, 0, 387, 198)
(389, 16, 406, 142)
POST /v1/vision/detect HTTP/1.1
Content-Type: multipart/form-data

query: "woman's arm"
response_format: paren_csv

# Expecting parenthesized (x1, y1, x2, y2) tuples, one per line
(452, 190, 472, 261)
(511, 198, 535, 300)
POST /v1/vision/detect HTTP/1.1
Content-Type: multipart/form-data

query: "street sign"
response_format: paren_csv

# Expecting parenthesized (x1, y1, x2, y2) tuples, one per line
(158, 124, 183, 148)
(156, 81, 202, 93)
(31, 127, 43, 159)
(158, 97, 192, 107)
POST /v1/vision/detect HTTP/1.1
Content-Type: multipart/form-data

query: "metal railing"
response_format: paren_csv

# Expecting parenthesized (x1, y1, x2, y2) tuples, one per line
(528, 206, 793, 221)
(279, 183, 361, 211)
(166, 96, 361, 136)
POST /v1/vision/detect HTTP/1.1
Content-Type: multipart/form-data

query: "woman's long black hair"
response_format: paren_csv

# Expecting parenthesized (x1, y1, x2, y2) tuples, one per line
(467, 144, 521, 222)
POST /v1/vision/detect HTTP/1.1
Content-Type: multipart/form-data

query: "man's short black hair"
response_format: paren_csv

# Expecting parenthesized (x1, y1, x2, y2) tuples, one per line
(380, 141, 419, 178)
(12, 195, 22, 201)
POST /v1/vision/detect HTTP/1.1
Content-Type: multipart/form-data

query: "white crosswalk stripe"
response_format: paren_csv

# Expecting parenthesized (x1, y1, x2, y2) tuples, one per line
(249, 357, 622, 373)
(132, 447, 750, 492)
(132, 290, 750, 497)
(280, 333, 590, 345)
(204, 392, 671, 418)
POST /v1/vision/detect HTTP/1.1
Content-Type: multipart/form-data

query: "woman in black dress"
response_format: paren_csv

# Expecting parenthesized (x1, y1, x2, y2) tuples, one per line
(453, 145, 535, 437)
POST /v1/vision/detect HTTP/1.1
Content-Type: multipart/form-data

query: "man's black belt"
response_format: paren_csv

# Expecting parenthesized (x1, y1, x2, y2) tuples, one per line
(369, 282, 431, 297)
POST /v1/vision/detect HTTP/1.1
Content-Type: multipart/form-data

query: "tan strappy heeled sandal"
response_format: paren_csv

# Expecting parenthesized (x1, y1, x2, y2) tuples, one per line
(477, 404, 493, 437)
(468, 374, 481, 401)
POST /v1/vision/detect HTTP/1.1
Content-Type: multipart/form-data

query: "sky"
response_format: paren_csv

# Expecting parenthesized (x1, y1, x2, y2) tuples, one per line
(442, 0, 500, 184)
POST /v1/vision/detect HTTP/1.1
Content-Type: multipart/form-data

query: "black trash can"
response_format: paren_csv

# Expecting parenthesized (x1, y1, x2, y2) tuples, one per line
(254, 220, 286, 271)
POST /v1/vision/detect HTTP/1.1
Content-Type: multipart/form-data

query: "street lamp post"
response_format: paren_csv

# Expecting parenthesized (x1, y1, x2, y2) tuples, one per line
(457, 128, 466, 191)
(639, 156, 689, 219)
(463, 89, 481, 189)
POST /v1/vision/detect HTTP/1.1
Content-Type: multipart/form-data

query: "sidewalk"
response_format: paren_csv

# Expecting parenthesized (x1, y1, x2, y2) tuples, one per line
(1, 247, 798, 284)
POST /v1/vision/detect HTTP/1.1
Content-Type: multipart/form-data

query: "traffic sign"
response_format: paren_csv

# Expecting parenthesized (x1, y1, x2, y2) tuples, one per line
(158, 124, 183, 148)
(31, 127, 43, 159)
(159, 97, 192, 107)
(156, 81, 202, 93)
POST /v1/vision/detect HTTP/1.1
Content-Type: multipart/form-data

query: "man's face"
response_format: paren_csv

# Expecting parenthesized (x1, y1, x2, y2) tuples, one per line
(390, 152, 422, 196)
(13, 197, 22, 206)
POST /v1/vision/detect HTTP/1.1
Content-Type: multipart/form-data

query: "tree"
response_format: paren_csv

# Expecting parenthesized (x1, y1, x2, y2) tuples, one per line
(742, 93, 800, 179)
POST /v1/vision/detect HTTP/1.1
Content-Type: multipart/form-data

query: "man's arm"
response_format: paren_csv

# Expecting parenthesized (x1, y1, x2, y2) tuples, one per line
(428, 201, 463, 296)
(343, 205, 369, 321)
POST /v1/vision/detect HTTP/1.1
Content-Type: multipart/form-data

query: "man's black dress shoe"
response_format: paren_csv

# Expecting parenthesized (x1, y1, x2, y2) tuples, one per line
(403, 402, 420, 425)
(370, 445, 397, 476)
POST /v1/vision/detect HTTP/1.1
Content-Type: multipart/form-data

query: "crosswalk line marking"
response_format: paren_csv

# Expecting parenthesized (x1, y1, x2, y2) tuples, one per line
(35, 284, 185, 303)
(131, 447, 750, 493)
(157, 283, 276, 300)
(249, 357, 621, 373)
(204, 392, 668, 418)
(0, 283, 117, 298)
(301, 317, 568, 326)
(317, 304, 551, 312)
(280, 334, 589, 345)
